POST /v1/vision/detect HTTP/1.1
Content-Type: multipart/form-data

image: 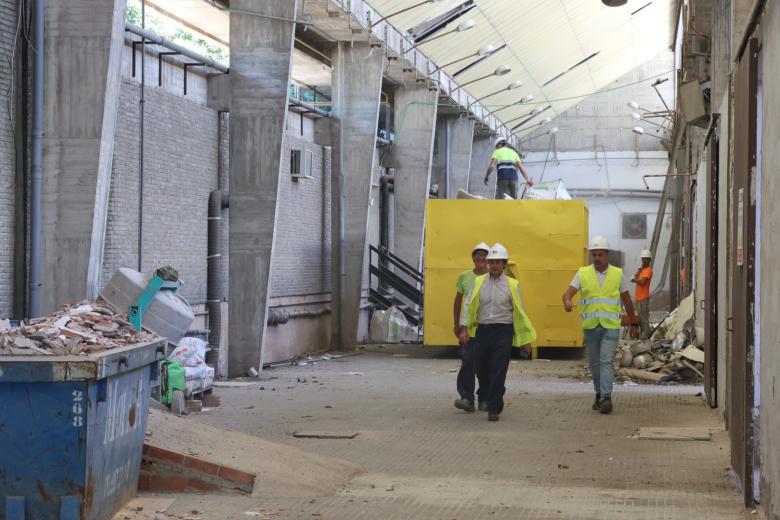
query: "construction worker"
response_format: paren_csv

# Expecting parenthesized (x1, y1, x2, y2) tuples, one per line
(631, 249, 654, 339)
(459, 243, 536, 422)
(561, 236, 637, 415)
(484, 137, 534, 199)
(453, 243, 490, 413)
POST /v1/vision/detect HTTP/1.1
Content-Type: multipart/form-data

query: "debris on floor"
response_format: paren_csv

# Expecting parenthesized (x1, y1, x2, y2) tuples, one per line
(0, 301, 159, 355)
(615, 297, 705, 385)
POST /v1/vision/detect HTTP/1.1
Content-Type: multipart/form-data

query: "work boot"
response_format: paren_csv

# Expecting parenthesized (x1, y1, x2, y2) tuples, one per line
(599, 398, 613, 415)
(454, 398, 476, 412)
(592, 394, 601, 411)
(487, 412, 500, 422)
(478, 401, 488, 412)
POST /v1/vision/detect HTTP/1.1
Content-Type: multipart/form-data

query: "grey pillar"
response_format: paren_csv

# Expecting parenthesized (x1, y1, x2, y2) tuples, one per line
(448, 118, 475, 196)
(330, 42, 384, 350)
(468, 134, 495, 198)
(390, 85, 438, 271)
(228, 0, 295, 376)
(40, 0, 127, 312)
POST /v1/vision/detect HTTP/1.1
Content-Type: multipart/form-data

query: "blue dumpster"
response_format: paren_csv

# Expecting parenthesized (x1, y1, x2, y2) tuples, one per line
(0, 339, 164, 520)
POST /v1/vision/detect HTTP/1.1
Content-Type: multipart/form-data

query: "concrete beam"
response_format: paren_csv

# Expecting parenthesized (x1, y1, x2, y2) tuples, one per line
(447, 117, 475, 196)
(40, 0, 127, 312)
(468, 135, 495, 198)
(228, 0, 295, 376)
(390, 84, 438, 271)
(330, 42, 384, 350)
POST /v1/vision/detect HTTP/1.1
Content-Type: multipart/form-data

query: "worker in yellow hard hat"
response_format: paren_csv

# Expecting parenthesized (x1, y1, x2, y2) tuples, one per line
(452, 243, 490, 413)
(459, 243, 536, 422)
(562, 235, 637, 415)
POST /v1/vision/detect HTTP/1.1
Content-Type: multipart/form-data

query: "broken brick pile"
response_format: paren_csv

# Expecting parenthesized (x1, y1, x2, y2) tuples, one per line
(0, 301, 160, 356)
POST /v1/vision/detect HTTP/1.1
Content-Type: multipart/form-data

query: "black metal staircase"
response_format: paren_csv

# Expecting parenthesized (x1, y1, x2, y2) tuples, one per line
(368, 245, 423, 327)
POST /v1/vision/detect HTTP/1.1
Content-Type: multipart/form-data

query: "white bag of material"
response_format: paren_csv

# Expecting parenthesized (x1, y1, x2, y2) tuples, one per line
(369, 309, 389, 343)
(386, 306, 409, 343)
(179, 337, 208, 361)
(169, 344, 205, 368)
(369, 306, 410, 343)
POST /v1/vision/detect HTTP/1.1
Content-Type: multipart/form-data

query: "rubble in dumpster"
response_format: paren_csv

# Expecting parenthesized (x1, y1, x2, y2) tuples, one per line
(616, 294, 705, 385)
(0, 301, 159, 356)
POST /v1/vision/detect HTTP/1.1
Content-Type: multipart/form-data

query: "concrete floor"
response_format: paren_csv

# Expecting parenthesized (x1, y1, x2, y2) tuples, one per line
(140, 346, 754, 520)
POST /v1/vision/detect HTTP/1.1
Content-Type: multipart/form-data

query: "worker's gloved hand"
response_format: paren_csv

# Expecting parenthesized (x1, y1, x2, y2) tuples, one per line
(458, 340, 467, 359)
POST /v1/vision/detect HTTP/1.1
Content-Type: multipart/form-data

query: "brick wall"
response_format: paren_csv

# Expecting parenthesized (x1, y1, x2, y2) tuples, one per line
(270, 136, 332, 298)
(102, 79, 219, 303)
(0, 0, 18, 318)
(103, 76, 332, 305)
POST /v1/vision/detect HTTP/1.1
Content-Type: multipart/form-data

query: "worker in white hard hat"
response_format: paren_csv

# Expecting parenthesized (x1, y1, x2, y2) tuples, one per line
(631, 249, 654, 339)
(459, 243, 536, 422)
(561, 235, 637, 415)
(484, 137, 534, 199)
(452, 243, 490, 413)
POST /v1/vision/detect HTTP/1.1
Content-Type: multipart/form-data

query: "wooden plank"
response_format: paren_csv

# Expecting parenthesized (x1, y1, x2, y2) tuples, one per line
(293, 431, 359, 439)
(638, 427, 712, 441)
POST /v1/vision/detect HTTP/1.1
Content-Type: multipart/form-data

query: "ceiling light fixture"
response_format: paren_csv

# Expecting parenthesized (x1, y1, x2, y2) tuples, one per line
(509, 105, 552, 131)
(602, 0, 627, 6)
(471, 80, 523, 104)
(488, 94, 534, 116)
(430, 44, 498, 73)
(402, 19, 476, 55)
(454, 65, 512, 90)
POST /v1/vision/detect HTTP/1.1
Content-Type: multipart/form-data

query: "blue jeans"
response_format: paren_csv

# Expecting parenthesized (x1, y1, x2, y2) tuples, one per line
(584, 326, 620, 400)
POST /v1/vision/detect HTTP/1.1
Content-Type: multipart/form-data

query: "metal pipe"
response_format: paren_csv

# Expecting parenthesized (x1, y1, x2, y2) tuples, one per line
(29, 0, 44, 318)
(443, 119, 451, 198)
(337, 169, 346, 349)
(649, 118, 686, 264)
(124, 22, 230, 73)
(138, 1, 145, 272)
(207, 190, 229, 367)
(735, 0, 767, 65)
(288, 97, 331, 118)
(642, 172, 692, 190)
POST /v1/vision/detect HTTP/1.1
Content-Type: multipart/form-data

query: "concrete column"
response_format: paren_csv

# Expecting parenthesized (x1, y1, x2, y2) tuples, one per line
(228, 0, 295, 376)
(390, 85, 438, 271)
(468, 134, 495, 198)
(330, 42, 384, 350)
(448, 117, 475, 196)
(40, 0, 127, 312)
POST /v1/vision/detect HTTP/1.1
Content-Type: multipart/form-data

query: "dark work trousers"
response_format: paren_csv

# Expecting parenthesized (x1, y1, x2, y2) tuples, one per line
(456, 338, 486, 403)
(474, 324, 514, 414)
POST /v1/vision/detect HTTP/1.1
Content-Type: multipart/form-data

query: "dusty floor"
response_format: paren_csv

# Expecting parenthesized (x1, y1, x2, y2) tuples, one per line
(135, 345, 754, 519)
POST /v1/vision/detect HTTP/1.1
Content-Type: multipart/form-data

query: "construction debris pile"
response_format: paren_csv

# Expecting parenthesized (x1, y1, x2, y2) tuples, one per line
(0, 301, 159, 356)
(616, 294, 705, 384)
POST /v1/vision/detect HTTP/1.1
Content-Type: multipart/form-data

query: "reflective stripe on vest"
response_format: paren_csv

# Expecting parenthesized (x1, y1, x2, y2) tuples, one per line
(578, 265, 623, 329)
(466, 275, 537, 347)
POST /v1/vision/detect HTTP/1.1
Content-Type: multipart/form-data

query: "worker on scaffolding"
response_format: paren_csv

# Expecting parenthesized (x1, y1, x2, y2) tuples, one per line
(484, 137, 534, 199)
(452, 243, 490, 413)
(459, 243, 536, 422)
(562, 236, 637, 415)
(631, 249, 654, 339)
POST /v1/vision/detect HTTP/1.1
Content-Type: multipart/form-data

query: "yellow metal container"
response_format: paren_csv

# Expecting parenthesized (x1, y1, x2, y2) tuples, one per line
(423, 199, 588, 356)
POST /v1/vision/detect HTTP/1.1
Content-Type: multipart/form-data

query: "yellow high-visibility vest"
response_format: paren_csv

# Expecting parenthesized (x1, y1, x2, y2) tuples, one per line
(578, 265, 623, 329)
(466, 275, 537, 347)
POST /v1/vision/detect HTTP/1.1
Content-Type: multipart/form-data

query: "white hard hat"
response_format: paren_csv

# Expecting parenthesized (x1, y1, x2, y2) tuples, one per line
(486, 242, 509, 260)
(640, 249, 652, 259)
(472, 242, 490, 255)
(588, 235, 611, 251)
(495, 137, 507, 147)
